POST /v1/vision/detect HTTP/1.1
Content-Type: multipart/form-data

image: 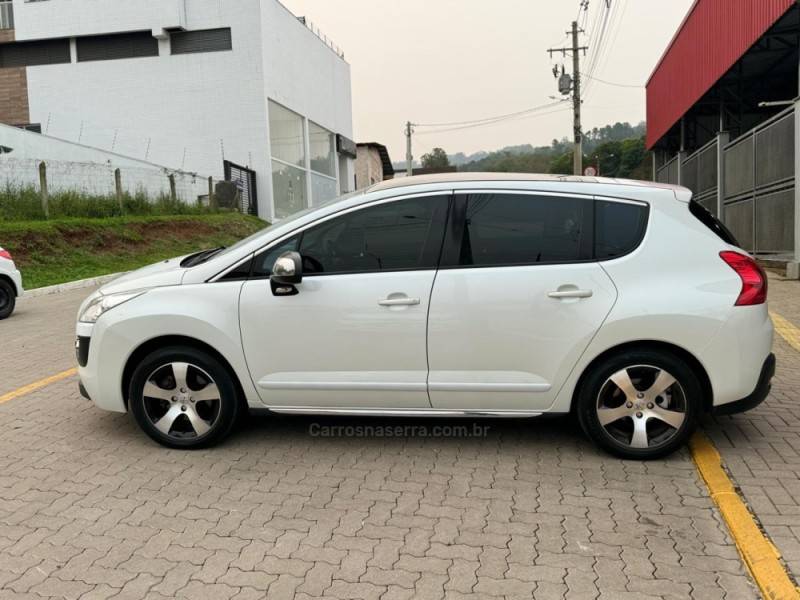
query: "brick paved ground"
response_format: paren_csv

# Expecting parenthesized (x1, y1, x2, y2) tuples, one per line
(0, 287, 98, 397)
(3, 278, 799, 599)
(704, 273, 800, 580)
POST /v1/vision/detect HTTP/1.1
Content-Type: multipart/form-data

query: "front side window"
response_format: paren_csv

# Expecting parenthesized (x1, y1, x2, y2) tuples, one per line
(253, 196, 449, 277)
(452, 193, 591, 267)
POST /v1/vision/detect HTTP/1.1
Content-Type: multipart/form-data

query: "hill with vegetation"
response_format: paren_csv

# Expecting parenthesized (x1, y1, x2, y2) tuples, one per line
(394, 121, 650, 180)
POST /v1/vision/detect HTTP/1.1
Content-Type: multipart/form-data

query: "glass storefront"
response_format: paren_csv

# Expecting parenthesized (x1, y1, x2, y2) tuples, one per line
(269, 101, 340, 217)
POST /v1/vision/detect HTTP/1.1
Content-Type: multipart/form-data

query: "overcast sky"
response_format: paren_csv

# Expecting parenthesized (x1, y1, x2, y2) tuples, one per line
(280, 0, 694, 162)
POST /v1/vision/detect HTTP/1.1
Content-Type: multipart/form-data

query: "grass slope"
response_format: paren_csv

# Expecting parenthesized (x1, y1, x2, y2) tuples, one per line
(0, 214, 268, 289)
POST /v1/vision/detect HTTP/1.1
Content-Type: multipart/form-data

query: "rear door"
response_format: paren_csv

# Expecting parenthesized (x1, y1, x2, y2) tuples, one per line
(426, 191, 627, 411)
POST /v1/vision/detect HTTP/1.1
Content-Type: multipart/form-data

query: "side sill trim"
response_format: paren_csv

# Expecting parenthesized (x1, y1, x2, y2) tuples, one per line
(428, 383, 551, 393)
(258, 381, 427, 392)
(266, 407, 543, 418)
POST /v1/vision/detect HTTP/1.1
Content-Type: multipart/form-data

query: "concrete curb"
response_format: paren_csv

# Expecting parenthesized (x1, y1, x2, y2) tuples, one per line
(23, 272, 126, 299)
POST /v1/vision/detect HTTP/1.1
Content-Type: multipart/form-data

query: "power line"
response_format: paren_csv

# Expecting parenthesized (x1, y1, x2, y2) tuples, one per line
(582, 72, 642, 88)
(415, 105, 571, 136)
(412, 100, 567, 129)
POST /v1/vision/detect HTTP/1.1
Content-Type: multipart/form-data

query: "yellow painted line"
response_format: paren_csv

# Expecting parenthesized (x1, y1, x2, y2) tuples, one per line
(771, 311, 800, 353)
(690, 432, 800, 599)
(0, 368, 77, 406)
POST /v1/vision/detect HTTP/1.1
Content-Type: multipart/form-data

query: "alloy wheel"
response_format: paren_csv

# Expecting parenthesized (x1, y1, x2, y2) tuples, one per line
(595, 364, 687, 450)
(141, 362, 222, 440)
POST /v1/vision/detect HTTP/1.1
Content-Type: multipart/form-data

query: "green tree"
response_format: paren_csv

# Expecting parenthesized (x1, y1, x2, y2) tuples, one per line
(421, 147, 450, 169)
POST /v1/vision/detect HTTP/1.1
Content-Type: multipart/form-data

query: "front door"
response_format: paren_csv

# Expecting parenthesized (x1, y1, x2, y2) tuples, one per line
(239, 193, 450, 408)
(427, 191, 619, 411)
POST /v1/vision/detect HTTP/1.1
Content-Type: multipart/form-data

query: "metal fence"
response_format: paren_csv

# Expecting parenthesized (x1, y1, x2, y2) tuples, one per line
(655, 106, 795, 256)
(655, 155, 679, 185)
(683, 138, 719, 216)
(723, 108, 794, 253)
(0, 1, 13, 29)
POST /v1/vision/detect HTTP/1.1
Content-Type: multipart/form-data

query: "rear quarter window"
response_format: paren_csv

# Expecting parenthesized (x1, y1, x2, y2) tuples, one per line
(594, 200, 648, 260)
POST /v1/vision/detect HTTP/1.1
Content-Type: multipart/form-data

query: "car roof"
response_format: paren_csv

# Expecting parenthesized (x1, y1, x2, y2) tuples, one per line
(370, 172, 691, 200)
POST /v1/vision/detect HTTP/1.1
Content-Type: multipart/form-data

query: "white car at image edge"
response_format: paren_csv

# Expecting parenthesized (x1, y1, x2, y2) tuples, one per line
(0, 245, 23, 320)
(75, 174, 774, 459)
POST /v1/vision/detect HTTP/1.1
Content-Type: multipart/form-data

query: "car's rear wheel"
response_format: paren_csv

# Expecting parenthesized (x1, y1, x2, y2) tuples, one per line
(0, 279, 16, 320)
(576, 349, 702, 459)
(128, 346, 240, 449)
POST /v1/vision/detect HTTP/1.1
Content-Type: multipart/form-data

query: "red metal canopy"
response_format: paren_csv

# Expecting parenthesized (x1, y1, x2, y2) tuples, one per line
(646, 0, 795, 149)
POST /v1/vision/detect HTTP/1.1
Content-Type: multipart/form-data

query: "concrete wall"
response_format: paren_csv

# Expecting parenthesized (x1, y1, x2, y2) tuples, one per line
(5, 0, 354, 221)
(10, 0, 186, 39)
(0, 157, 208, 201)
(355, 146, 383, 189)
(0, 123, 210, 200)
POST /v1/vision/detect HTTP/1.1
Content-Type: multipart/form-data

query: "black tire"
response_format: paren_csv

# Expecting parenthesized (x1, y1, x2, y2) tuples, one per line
(128, 346, 241, 449)
(576, 348, 702, 460)
(0, 279, 16, 320)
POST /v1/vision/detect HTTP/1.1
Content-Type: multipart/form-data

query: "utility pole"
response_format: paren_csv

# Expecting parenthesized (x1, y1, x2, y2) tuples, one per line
(548, 21, 588, 176)
(405, 121, 414, 176)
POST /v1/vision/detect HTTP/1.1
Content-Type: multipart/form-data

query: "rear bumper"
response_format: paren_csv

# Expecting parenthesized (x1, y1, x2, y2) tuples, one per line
(713, 353, 775, 415)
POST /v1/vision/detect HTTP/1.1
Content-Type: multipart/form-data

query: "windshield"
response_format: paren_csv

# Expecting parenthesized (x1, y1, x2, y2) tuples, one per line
(212, 188, 367, 261)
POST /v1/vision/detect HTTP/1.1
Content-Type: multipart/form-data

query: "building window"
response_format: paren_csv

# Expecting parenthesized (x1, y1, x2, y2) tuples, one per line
(269, 100, 307, 219)
(171, 28, 232, 55)
(309, 121, 337, 205)
(269, 100, 343, 218)
(271, 162, 307, 219)
(0, 38, 70, 67)
(77, 31, 158, 62)
(269, 101, 306, 168)
(0, 1, 13, 30)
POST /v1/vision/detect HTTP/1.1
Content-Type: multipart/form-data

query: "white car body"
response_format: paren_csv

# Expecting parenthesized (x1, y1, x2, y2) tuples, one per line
(0, 245, 23, 298)
(76, 174, 774, 455)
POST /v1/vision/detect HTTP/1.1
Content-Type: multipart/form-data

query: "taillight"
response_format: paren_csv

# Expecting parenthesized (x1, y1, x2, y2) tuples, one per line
(0, 249, 11, 261)
(720, 251, 767, 306)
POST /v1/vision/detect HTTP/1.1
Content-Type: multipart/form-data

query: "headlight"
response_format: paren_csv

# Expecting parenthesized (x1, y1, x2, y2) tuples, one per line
(79, 290, 146, 323)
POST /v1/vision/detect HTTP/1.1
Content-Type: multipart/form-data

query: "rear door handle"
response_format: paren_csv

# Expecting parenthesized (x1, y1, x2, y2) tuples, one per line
(547, 289, 593, 299)
(378, 297, 421, 307)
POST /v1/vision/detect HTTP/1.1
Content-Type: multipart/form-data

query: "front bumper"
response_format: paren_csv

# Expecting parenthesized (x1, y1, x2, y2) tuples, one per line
(10, 268, 23, 296)
(713, 353, 776, 415)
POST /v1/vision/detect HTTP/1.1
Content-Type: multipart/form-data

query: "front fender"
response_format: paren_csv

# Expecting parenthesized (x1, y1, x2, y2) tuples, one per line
(81, 282, 261, 412)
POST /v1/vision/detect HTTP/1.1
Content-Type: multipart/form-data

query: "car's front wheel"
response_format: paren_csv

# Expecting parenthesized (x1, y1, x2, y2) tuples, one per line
(0, 279, 16, 320)
(576, 348, 702, 459)
(128, 346, 241, 449)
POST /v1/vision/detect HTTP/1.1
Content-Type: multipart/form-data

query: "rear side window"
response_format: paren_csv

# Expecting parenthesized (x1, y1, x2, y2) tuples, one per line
(689, 200, 739, 246)
(594, 200, 648, 259)
(453, 193, 591, 267)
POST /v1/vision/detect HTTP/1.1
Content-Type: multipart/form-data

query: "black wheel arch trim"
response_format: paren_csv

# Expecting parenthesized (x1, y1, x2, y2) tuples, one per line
(0, 274, 17, 297)
(572, 340, 714, 414)
(122, 335, 248, 411)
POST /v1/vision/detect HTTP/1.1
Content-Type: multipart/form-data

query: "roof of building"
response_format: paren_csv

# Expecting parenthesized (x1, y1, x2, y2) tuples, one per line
(357, 142, 393, 178)
(645, 0, 795, 149)
(369, 172, 690, 195)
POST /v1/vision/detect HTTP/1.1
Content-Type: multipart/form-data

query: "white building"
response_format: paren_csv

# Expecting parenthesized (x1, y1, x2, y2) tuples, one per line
(0, 0, 356, 220)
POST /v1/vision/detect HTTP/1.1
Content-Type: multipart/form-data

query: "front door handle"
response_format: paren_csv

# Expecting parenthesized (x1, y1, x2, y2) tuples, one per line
(378, 297, 421, 307)
(547, 289, 593, 299)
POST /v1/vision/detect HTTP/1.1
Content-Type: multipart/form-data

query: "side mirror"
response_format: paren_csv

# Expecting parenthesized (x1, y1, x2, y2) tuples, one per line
(270, 251, 303, 296)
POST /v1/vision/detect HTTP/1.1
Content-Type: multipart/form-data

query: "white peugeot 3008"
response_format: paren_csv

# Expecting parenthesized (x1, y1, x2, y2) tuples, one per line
(76, 174, 774, 459)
